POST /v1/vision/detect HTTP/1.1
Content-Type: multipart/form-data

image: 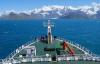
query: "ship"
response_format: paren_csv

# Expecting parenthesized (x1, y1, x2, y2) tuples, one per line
(0, 20, 100, 64)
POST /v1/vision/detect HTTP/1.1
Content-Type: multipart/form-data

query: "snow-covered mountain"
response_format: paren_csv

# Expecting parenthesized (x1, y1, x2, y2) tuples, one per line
(1, 2, 100, 19)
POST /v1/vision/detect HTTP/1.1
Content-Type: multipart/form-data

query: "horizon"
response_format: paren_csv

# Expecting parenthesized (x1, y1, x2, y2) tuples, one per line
(0, 0, 100, 12)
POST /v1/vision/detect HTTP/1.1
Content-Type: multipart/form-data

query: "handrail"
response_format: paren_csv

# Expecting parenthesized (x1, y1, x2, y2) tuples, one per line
(57, 37, 95, 56)
(1, 54, 100, 64)
(2, 40, 36, 62)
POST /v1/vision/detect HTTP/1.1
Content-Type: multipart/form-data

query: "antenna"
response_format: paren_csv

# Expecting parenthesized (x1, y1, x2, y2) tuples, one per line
(43, 20, 54, 27)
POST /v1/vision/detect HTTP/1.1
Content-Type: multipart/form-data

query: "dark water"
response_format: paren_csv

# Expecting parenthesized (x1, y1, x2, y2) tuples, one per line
(0, 19, 100, 59)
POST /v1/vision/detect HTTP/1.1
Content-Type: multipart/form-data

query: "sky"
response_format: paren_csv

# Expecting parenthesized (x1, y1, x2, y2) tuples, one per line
(0, 0, 100, 12)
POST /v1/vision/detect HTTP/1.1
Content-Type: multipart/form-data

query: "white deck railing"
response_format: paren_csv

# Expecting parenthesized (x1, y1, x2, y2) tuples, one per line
(2, 39, 37, 63)
(1, 54, 100, 64)
(57, 37, 94, 56)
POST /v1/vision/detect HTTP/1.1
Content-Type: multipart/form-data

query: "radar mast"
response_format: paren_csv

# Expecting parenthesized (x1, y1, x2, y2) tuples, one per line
(47, 20, 54, 43)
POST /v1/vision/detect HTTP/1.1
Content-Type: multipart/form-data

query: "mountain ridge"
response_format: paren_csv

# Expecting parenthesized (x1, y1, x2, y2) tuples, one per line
(0, 2, 100, 19)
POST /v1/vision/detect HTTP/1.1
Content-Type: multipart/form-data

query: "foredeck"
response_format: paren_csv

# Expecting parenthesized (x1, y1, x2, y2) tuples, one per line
(14, 39, 84, 58)
(1, 38, 100, 64)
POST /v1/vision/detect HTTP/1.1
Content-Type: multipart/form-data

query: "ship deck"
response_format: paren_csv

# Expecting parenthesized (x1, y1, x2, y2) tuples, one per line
(1, 39, 100, 64)
(8, 39, 99, 64)
(14, 39, 84, 58)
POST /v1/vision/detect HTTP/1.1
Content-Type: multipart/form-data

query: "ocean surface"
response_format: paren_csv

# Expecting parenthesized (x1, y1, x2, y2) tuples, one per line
(0, 19, 100, 59)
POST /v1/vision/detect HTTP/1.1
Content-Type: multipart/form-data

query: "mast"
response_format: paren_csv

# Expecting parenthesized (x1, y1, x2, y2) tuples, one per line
(43, 20, 54, 44)
(47, 20, 54, 43)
